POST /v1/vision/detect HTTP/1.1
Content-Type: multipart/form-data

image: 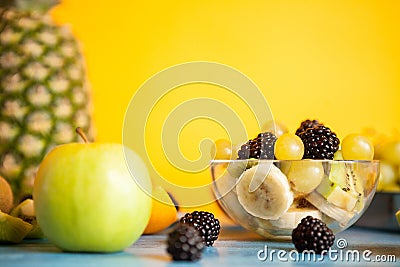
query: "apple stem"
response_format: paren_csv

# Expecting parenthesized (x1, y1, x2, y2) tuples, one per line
(76, 127, 89, 143)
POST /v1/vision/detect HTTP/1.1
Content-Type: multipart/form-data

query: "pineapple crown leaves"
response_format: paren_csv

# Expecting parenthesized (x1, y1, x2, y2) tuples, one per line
(0, 0, 60, 13)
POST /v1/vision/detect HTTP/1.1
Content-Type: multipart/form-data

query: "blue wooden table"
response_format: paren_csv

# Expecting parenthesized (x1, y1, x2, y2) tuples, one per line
(1, 226, 399, 266)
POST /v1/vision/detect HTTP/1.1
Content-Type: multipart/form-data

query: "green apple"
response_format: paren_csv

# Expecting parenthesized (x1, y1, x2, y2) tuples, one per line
(33, 141, 152, 253)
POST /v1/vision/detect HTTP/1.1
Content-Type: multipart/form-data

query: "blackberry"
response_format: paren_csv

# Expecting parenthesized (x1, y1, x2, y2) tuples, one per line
(295, 119, 322, 136)
(166, 224, 204, 261)
(237, 132, 277, 159)
(292, 216, 335, 254)
(180, 211, 220, 246)
(298, 125, 339, 159)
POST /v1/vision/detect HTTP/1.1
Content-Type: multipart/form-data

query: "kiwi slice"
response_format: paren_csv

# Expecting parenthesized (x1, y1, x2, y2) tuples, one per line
(0, 211, 32, 243)
(11, 199, 44, 239)
(0, 176, 13, 214)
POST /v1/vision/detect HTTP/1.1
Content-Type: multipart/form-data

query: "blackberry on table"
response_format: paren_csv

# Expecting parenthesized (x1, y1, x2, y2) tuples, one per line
(166, 224, 204, 261)
(298, 125, 340, 159)
(237, 132, 277, 160)
(180, 211, 220, 246)
(295, 119, 322, 136)
(292, 216, 335, 254)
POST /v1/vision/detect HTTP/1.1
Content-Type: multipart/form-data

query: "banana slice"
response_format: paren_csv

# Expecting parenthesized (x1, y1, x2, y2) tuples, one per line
(236, 163, 294, 220)
(270, 207, 322, 229)
(306, 191, 354, 226)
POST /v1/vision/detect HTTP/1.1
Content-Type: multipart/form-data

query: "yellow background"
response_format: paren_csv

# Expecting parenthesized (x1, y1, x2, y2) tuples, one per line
(51, 0, 400, 217)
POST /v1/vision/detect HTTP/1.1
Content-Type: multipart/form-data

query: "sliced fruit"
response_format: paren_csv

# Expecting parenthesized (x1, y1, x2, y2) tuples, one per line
(347, 165, 366, 212)
(0, 176, 14, 214)
(143, 186, 178, 234)
(236, 163, 293, 220)
(356, 162, 379, 196)
(305, 191, 354, 226)
(11, 199, 35, 218)
(316, 178, 358, 211)
(270, 206, 321, 229)
(0, 210, 32, 243)
(316, 162, 364, 212)
(287, 161, 324, 194)
(10, 199, 44, 239)
(25, 223, 44, 239)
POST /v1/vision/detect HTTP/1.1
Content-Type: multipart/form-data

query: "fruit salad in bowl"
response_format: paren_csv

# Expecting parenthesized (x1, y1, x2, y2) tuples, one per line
(211, 159, 379, 239)
(210, 119, 380, 239)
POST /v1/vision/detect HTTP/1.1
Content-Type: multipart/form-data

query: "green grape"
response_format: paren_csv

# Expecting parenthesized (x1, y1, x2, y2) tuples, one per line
(210, 139, 233, 160)
(262, 120, 289, 138)
(287, 161, 324, 193)
(341, 134, 374, 160)
(274, 133, 304, 160)
(381, 140, 400, 165)
(377, 161, 398, 191)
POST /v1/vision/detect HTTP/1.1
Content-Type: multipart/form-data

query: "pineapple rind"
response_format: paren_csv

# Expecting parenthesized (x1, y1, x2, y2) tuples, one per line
(0, 8, 95, 201)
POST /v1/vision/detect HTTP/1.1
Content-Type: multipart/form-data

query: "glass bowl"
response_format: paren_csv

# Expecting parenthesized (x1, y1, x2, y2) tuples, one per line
(211, 159, 380, 240)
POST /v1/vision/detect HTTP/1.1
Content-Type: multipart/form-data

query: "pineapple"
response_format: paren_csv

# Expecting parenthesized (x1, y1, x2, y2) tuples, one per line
(0, 0, 95, 202)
